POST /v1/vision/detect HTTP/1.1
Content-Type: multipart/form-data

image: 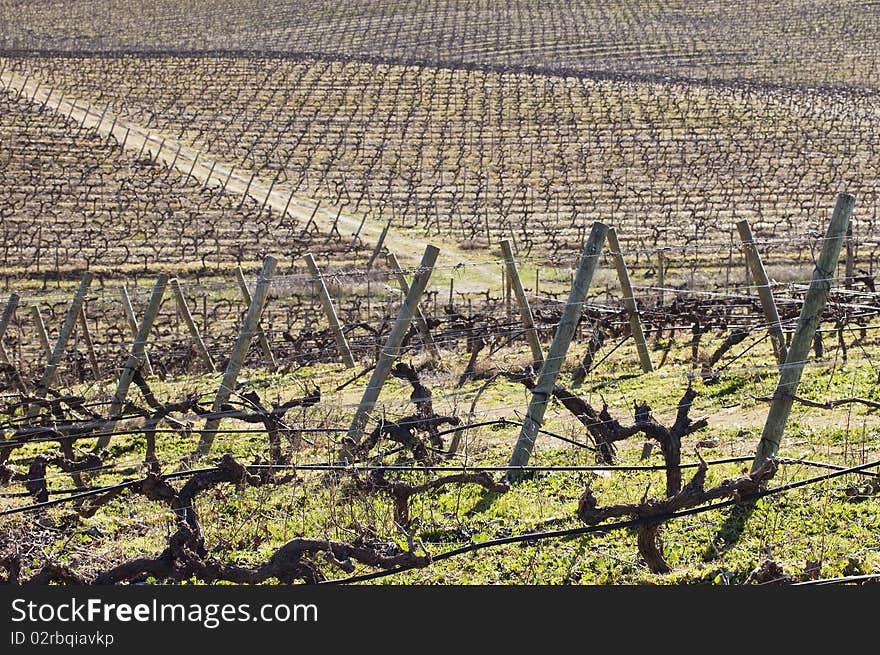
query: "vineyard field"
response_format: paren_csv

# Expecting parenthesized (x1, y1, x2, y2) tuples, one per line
(0, 1, 878, 589)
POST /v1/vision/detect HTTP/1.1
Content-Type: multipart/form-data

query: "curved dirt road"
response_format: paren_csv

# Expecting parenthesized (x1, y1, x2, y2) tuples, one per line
(0, 68, 501, 290)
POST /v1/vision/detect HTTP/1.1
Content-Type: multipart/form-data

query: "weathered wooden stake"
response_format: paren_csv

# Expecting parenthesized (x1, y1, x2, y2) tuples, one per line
(0, 342, 13, 369)
(737, 219, 787, 365)
(168, 143, 182, 173)
(657, 249, 666, 306)
(121, 285, 154, 377)
(30, 272, 93, 405)
(94, 274, 168, 451)
(500, 239, 543, 369)
(258, 175, 278, 215)
(170, 277, 216, 372)
(365, 219, 392, 271)
(343, 245, 439, 454)
(507, 222, 608, 479)
(0, 293, 26, 392)
(235, 266, 277, 371)
(845, 221, 854, 291)
(386, 251, 441, 360)
(607, 227, 653, 373)
(196, 256, 278, 455)
(504, 265, 512, 318)
(0, 293, 20, 347)
(31, 304, 52, 360)
(303, 253, 355, 368)
(752, 193, 855, 472)
(78, 306, 100, 379)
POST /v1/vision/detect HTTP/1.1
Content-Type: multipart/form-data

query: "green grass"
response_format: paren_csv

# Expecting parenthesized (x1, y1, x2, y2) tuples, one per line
(2, 330, 879, 585)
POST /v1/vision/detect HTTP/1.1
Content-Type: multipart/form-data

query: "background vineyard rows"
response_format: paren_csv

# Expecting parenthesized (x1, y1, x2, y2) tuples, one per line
(2, 1, 879, 88)
(3, 55, 880, 278)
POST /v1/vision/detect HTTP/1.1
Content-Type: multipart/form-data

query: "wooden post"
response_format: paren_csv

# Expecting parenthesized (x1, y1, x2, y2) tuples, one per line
(365, 219, 391, 271)
(94, 274, 168, 450)
(725, 233, 733, 288)
(121, 285, 154, 377)
(0, 293, 26, 392)
(170, 278, 216, 372)
(607, 227, 653, 373)
(196, 256, 278, 455)
(0, 293, 20, 349)
(78, 306, 100, 379)
(30, 272, 93, 403)
(258, 174, 278, 215)
(845, 221, 854, 291)
(235, 266, 277, 371)
(386, 252, 441, 360)
(500, 239, 543, 369)
(221, 166, 235, 193)
(737, 219, 788, 365)
(303, 254, 355, 367)
(504, 265, 512, 318)
(657, 250, 665, 306)
(752, 193, 854, 472)
(0, 342, 15, 374)
(31, 305, 52, 360)
(507, 222, 608, 478)
(744, 246, 752, 288)
(343, 245, 439, 453)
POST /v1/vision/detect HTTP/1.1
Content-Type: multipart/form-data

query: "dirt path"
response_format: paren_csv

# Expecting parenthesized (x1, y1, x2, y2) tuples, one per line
(0, 69, 500, 290)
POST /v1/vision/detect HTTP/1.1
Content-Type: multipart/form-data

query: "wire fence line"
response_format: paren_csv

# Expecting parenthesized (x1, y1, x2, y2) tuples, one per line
(320, 455, 880, 585)
(0, 236, 876, 387)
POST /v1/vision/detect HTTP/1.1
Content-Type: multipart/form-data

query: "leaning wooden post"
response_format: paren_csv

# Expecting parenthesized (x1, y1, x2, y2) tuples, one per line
(0, 342, 25, 392)
(343, 245, 439, 456)
(78, 306, 100, 379)
(737, 219, 787, 365)
(0, 293, 26, 392)
(31, 305, 52, 360)
(365, 219, 392, 271)
(303, 253, 356, 368)
(0, 293, 20, 351)
(170, 277, 216, 372)
(196, 256, 278, 455)
(94, 274, 168, 451)
(607, 227, 653, 373)
(500, 239, 543, 369)
(0, 293, 22, 457)
(386, 251, 441, 360)
(507, 222, 608, 479)
(30, 272, 93, 404)
(752, 193, 854, 472)
(121, 285, 154, 377)
(235, 266, 277, 371)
